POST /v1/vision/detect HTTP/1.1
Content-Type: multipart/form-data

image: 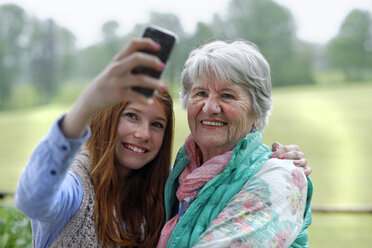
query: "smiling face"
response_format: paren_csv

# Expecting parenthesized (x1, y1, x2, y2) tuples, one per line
(114, 100, 167, 175)
(187, 78, 258, 163)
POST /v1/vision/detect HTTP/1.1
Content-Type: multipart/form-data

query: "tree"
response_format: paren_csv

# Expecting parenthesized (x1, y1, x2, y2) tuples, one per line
(192, 22, 216, 47)
(327, 9, 372, 81)
(57, 27, 77, 82)
(0, 4, 27, 108)
(224, 0, 314, 86)
(101, 20, 122, 59)
(26, 17, 78, 103)
(75, 21, 125, 80)
(29, 19, 59, 103)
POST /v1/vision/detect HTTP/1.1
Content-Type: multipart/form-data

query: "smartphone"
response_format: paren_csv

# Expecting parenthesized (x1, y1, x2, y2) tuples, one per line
(132, 25, 177, 97)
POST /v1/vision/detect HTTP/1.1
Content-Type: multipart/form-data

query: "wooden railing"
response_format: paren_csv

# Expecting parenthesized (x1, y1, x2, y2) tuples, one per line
(312, 205, 372, 213)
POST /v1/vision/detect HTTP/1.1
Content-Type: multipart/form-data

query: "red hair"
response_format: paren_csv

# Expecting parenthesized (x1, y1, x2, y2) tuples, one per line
(86, 91, 174, 247)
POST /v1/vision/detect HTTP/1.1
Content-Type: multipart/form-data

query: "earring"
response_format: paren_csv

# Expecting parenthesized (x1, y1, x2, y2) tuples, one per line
(251, 126, 257, 133)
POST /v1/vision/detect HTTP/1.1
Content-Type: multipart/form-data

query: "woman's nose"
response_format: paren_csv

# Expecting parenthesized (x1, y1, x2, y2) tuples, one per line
(202, 96, 221, 113)
(134, 124, 151, 141)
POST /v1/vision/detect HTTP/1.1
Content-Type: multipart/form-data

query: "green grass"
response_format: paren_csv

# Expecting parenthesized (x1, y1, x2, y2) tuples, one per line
(1, 82, 372, 247)
(309, 212, 372, 247)
(263, 83, 372, 207)
(0, 104, 68, 190)
(0, 202, 32, 248)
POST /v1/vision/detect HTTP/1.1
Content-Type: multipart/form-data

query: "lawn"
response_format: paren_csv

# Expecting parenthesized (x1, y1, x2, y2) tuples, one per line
(263, 83, 372, 207)
(1, 82, 372, 247)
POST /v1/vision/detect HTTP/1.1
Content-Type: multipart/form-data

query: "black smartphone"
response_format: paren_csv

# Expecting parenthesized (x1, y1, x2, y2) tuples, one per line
(132, 25, 177, 97)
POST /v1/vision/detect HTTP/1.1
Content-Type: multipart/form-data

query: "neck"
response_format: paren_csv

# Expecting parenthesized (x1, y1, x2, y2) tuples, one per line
(200, 146, 234, 164)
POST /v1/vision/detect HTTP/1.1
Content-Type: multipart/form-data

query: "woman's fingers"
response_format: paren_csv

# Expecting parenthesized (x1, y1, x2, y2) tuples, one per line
(124, 51, 165, 76)
(304, 166, 312, 176)
(279, 150, 304, 160)
(109, 53, 167, 92)
(113, 38, 161, 62)
(292, 158, 308, 168)
(271, 142, 282, 152)
(271, 143, 300, 158)
(107, 38, 167, 94)
(294, 158, 312, 176)
(78, 38, 168, 115)
(270, 142, 311, 175)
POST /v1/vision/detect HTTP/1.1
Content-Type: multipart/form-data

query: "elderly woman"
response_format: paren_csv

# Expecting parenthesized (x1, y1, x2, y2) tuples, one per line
(158, 40, 312, 248)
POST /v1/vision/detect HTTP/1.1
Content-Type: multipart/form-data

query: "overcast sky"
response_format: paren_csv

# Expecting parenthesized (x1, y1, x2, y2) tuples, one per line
(1, 0, 372, 47)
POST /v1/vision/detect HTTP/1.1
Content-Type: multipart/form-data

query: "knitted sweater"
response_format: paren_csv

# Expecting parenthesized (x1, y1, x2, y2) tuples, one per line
(49, 149, 106, 247)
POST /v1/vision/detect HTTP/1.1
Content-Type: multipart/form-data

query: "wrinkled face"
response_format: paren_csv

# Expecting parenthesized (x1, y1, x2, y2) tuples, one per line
(187, 78, 258, 161)
(115, 100, 167, 174)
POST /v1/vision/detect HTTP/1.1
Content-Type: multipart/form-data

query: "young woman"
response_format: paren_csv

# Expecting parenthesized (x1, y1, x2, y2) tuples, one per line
(15, 38, 172, 247)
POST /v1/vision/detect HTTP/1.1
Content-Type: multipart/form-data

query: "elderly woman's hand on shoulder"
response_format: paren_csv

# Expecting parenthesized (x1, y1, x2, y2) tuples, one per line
(271, 142, 312, 176)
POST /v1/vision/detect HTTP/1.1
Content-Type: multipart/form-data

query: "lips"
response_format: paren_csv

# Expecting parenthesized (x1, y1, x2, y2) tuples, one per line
(122, 143, 148, 153)
(201, 120, 227, 127)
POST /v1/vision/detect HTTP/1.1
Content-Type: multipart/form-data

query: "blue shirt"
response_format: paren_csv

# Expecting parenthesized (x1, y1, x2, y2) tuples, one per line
(14, 116, 91, 248)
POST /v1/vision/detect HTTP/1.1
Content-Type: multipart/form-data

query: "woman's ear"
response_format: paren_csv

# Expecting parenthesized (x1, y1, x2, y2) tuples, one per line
(253, 116, 260, 130)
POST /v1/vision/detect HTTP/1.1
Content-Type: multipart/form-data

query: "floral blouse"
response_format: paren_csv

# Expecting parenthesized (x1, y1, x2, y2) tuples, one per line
(193, 159, 308, 248)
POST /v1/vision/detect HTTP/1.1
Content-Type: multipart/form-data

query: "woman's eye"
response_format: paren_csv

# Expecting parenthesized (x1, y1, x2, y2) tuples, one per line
(152, 122, 164, 129)
(196, 91, 207, 97)
(222, 93, 234, 99)
(124, 112, 137, 120)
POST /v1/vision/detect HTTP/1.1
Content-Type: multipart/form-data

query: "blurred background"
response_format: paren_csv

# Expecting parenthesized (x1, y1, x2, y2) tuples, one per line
(0, 0, 371, 247)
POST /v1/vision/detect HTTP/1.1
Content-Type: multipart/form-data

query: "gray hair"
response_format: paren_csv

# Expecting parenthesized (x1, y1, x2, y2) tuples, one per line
(180, 40, 272, 131)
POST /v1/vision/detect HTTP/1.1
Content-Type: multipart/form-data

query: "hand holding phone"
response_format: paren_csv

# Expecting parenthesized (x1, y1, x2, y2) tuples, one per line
(132, 25, 177, 97)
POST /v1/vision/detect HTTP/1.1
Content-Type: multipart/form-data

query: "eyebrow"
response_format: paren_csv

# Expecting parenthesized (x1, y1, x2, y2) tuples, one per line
(219, 88, 237, 93)
(154, 116, 167, 123)
(190, 86, 205, 92)
(124, 107, 167, 123)
(191, 86, 238, 93)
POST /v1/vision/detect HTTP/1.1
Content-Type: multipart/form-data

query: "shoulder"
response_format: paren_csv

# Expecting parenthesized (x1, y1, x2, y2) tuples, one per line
(247, 158, 308, 204)
(69, 148, 94, 201)
(254, 158, 306, 183)
(68, 148, 94, 209)
(69, 148, 91, 179)
(241, 158, 308, 225)
(255, 158, 308, 192)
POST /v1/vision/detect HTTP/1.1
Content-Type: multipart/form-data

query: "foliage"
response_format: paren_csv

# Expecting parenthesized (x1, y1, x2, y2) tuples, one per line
(75, 0, 317, 88)
(0, 203, 32, 247)
(224, 0, 315, 86)
(28, 18, 78, 104)
(29, 19, 59, 103)
(0, 4, 78, 107)
(0, 4, 27, 108)
(101, 20, 123, 59)
(327, 9, 372, 81)
(1, 1, 372, 111)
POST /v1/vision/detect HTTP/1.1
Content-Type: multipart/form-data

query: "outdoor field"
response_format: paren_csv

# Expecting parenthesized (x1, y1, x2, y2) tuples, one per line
(1, 82, 372, 247)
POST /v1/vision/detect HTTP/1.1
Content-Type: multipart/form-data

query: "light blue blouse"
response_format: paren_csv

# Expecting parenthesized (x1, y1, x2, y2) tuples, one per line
(14, 116, 91, 248)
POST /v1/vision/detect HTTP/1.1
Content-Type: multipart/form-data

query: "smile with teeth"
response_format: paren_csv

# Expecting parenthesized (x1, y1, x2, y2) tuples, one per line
(123, 143, 148, 153)
(201, 120, 226, 127)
